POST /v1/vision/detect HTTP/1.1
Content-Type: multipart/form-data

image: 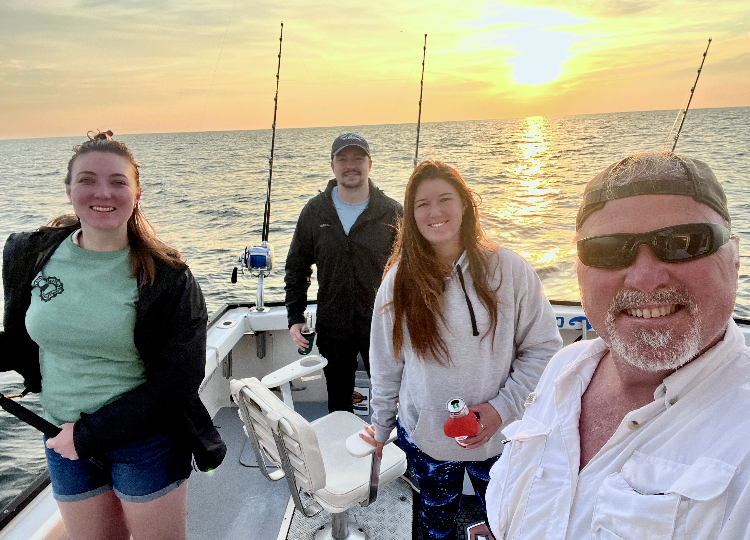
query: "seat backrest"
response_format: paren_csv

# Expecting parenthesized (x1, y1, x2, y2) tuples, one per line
(231, 377, 326, 493)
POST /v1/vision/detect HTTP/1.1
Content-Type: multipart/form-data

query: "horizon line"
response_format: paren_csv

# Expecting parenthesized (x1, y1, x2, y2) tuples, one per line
(1, 105, 747, 143)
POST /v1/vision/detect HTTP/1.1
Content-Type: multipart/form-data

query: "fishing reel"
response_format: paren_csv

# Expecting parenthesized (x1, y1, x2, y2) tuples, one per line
(233, 242, 274, 279)
(232, 241, 274, 313)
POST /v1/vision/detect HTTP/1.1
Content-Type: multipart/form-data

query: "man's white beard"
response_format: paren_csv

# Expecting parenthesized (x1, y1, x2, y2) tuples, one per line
(605, 288, 702, 372)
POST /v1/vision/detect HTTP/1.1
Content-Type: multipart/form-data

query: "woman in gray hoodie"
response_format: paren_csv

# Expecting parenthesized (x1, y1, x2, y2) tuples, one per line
(363, 161, 562, 540)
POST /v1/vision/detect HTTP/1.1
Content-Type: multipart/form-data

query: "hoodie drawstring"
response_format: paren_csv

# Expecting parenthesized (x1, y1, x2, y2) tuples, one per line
(455, 264, 479, 337)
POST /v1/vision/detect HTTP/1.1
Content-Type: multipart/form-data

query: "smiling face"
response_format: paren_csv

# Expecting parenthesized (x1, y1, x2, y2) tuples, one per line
(331, 146, 372, 191)
(413, 177, 466, 263)
(576, 194, 740, 372)
(66, 151, 141, 240)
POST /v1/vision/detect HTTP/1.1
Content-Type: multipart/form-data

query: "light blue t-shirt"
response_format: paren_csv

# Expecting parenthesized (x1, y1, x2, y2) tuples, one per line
(25, 234, 145, 425)
(332, 186, 369, 235)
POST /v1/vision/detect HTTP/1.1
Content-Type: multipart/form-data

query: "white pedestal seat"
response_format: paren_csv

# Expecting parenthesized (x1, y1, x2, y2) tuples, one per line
(230, 377, 407, 540)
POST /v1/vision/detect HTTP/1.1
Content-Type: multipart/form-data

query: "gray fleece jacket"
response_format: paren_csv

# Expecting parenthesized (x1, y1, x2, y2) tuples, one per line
(369, 248, 562, 462)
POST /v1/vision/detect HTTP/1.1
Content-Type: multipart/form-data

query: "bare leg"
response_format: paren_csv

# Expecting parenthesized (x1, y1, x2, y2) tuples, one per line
(121, 481, 188, 540)
(58, 490, 130, 540)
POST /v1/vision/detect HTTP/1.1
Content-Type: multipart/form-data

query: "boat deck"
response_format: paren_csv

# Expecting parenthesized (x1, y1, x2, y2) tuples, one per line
(186, 403, 328, 540)
(194, 402, 492, 540)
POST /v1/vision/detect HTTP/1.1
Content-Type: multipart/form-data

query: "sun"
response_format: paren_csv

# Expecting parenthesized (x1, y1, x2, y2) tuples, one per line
(506, 27, 576, 86)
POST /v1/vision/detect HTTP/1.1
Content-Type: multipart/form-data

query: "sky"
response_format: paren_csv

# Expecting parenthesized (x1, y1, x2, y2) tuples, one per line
(1, 0, 748, 140)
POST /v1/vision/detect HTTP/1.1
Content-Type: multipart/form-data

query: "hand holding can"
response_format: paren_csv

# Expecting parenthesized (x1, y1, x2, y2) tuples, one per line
(298, 312, 316, 355)
(443, 397, 478, 446)
(298, 328, 316, 355)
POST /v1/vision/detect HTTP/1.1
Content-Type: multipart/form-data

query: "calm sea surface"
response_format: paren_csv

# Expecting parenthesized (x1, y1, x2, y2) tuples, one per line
(1, 107, 749, 510)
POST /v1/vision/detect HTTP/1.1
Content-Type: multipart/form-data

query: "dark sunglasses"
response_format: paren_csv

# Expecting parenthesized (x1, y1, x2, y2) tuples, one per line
(577, 223, 732, 269)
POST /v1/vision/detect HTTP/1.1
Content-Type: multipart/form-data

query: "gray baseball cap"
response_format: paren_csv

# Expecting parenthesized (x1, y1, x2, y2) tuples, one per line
(576, 153, 730, 230)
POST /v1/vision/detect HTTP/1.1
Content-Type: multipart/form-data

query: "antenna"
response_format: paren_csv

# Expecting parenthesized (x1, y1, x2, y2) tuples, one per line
(671, 38, 711, 152)
(414, 34, 427, 168)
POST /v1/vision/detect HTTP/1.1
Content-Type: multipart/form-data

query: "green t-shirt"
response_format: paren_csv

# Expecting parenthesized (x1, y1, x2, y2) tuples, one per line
(25, 233, 146, 425)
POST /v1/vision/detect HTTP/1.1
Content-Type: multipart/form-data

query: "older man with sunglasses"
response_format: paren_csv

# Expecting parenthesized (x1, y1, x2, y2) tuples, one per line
(485, 152, 750, 539)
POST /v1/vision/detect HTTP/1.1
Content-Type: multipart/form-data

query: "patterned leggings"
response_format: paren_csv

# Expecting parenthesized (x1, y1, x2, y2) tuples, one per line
(397, 419, 500, 540)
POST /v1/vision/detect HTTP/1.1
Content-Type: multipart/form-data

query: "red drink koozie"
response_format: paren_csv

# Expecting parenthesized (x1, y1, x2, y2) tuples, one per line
(443, 413, 478, 437)
(443, 397, 478, 439)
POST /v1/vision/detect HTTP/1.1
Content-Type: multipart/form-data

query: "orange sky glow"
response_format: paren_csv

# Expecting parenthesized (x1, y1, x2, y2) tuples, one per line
(1, 0, 748, 140)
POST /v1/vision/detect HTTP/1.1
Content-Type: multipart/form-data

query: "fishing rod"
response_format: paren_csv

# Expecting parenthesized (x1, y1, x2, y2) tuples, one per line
(670, 38, 711, 152)
(0, 391, 58, 438)
(414, 33, 427, 168)
(262, 21, 284, 243)
(0, 392, 105, 468)
(231, 21, 284, 340)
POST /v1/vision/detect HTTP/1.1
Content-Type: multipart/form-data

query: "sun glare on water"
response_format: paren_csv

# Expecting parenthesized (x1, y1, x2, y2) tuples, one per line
(487, 117, 557, 224)
(484, 116, 566, 268)
(499, 116, 559, 226)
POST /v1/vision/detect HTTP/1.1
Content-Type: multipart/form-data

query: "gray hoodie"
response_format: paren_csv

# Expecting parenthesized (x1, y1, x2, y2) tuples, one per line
(370, 248, 562, 461)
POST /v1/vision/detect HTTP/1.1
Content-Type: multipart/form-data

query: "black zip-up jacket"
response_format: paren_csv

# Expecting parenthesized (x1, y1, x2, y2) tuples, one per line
(1, 226, 225, 470)
(285, 179, 402, 338)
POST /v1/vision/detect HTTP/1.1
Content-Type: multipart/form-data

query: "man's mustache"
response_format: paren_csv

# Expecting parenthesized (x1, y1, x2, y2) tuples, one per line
(608, 288, 697, 317)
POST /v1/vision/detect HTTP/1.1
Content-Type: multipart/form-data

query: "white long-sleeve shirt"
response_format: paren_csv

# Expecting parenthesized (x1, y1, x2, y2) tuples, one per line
(486, 320, 750, 540)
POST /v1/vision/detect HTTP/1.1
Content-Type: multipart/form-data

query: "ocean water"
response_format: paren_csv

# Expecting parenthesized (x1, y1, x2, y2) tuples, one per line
(1, 107, 749, 510)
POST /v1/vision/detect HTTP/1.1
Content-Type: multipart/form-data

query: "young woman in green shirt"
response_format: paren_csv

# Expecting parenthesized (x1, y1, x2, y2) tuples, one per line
(2, 131, 224, 540)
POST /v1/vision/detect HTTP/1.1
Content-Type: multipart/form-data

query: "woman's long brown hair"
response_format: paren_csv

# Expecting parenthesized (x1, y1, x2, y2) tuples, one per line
(385, 161, 500, 365)
(47, 130, 184, 284)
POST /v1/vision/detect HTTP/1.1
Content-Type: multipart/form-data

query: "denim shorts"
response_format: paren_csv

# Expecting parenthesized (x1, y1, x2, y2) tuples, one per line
(44, 432, 193, 503)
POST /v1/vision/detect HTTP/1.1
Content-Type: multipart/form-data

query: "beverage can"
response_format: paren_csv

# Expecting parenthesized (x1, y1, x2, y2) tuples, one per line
(298, 311, 316, 355)
(444, 397, 478, 445)
(298, 328, 315, 355)
(447, 397, 468, 417)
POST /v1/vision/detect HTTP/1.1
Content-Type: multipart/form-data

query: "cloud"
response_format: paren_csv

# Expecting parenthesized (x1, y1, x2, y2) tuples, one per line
(0, 0, 747, 139)
(504, 0, 747, 19)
